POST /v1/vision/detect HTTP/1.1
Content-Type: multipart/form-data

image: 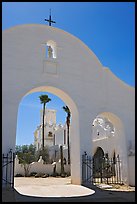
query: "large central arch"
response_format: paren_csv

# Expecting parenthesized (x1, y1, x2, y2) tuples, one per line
(23, 86, 80, 184)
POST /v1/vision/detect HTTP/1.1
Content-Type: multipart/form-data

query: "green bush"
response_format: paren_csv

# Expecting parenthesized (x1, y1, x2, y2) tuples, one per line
(15, 173, 23, 177)
(30, 172, 37, 176)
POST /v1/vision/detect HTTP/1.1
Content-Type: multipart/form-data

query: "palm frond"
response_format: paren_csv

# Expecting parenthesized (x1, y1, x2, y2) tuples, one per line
(62, 105, 71, 115)
(39, 94, 51, 104)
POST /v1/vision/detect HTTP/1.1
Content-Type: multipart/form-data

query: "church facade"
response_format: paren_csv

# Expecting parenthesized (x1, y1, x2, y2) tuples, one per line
(34, 109, 67, 150)
(2, 24, 135, 186)
(34, 108, 69, 162)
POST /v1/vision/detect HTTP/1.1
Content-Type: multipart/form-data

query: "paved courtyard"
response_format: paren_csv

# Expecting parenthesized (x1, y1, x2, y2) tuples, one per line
(2, 177, 135, 202)
(14, 177, 95, 197)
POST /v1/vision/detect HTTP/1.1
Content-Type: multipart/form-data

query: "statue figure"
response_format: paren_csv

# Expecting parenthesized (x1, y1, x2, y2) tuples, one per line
(48, 45, 53, 58)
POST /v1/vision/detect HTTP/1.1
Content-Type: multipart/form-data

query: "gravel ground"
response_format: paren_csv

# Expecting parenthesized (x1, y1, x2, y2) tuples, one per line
(96, 183, 135, 191)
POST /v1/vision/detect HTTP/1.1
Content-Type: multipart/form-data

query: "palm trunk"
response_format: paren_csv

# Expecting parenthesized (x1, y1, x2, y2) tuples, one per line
(42, 103, 45, 151)
(67, 124, 70, 164)
(60, 145, 64, 175)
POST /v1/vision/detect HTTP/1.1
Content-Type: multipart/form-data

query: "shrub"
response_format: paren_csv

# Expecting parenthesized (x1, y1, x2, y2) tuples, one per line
(42, 173, 49, 178)
(15, 173, 23, 177)
(30, 172, 37, 176)
(35, 173, 45, 178)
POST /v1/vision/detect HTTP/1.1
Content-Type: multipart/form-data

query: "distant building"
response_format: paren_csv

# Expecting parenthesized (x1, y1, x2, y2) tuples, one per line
(34, 109, 68, 161)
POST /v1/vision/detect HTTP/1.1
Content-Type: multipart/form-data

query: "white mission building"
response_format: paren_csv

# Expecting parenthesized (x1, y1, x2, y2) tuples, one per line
(34, 109, 69, 161)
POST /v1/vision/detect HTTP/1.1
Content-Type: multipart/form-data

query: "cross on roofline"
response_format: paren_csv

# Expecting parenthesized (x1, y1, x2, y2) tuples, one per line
(45, 9, 56, 26)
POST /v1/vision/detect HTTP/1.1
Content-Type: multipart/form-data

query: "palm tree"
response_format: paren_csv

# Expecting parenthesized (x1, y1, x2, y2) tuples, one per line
(39, 94, 51, 151)
(62, 105, 71, 164)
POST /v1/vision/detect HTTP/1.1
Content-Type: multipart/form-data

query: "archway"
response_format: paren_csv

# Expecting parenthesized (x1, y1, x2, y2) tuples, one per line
(15, 86, 80, 185)
(91, 112, 129, 184)
(92, 147, 105, 182)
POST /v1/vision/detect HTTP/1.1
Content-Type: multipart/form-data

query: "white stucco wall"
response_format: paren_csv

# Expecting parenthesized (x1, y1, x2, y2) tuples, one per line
(40, 109, 56, 125)
(54, 125, 66, 145)
(48, 144, 68, 162)
(128, 156, 135, 186)
(2, 24, 135, 185)
(14, 156, 70, 176)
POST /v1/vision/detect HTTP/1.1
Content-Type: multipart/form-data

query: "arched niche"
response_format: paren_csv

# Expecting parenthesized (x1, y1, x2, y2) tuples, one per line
(46, 40, 57, 59)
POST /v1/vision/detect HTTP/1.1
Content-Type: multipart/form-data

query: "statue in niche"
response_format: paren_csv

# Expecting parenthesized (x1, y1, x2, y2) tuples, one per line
(48, 45, 53, 58)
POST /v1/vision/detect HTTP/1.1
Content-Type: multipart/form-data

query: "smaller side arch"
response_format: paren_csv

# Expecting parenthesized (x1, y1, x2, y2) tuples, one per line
(91, 112, 129, 185)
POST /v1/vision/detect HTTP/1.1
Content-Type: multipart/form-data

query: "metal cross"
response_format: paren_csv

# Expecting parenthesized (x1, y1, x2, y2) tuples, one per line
(45, 9, 56, 26)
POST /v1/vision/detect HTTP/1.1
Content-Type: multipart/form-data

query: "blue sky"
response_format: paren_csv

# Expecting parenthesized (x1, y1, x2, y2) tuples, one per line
(2, 2, 135, 145)
(16, 92, 66, 145)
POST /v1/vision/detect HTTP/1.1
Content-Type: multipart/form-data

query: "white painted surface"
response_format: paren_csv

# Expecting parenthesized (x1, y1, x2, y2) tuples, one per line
(2, 24, 135, 185)
(128, 156, 135, 186)
(14, 155, 70, 176)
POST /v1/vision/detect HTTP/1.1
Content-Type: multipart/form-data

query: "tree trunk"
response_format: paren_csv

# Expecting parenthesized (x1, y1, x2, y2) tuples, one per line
(42, 103, 45, 151)
(67, 124, 70, 164)
(24, 164, 30, 177)
(60, 145, 64, 174)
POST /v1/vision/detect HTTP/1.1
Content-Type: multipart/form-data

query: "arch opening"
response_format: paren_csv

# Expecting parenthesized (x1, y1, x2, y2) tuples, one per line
(14, 85, 81, 191)
(91, 112, 128, 185)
